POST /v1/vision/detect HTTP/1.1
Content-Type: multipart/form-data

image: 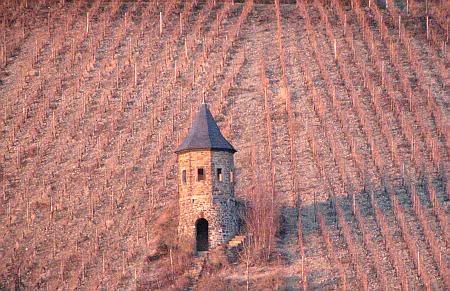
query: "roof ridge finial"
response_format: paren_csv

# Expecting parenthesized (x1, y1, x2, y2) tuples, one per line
(202, 91, 206, 104)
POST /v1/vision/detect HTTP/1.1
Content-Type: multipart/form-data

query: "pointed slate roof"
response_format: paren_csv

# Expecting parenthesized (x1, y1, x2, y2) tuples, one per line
(175, 104, 236, 154)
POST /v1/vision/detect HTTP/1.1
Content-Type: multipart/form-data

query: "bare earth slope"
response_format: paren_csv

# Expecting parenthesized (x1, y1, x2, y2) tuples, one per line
(0, 0, 448, 290)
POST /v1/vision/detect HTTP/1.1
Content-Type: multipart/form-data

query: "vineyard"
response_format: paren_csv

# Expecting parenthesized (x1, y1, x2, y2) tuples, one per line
(0, 0, 448, 290)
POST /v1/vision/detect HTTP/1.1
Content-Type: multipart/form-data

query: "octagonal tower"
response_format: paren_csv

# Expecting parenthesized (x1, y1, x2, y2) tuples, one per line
(175, 103, 238, 252)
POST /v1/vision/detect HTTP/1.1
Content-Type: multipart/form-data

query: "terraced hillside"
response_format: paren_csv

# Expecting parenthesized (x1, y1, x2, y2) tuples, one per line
(0, 0, 448, 290)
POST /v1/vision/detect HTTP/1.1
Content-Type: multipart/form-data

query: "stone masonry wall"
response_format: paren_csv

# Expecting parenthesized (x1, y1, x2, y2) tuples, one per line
(177, 150, 238, 250)
(178, 150, 213, 199)
(178, 196, 238, 249)
(211, 151, 235, 196)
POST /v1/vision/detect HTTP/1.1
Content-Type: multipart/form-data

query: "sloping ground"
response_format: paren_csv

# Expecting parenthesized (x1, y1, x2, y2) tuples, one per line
(0, 1, 448, 290)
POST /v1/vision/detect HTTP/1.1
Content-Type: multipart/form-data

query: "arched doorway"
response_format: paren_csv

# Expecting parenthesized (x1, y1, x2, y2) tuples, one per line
(195, 218, 208, 252)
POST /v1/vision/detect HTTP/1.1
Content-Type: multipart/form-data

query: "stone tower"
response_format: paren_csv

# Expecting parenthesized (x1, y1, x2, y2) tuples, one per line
(175, 103, 238, 252)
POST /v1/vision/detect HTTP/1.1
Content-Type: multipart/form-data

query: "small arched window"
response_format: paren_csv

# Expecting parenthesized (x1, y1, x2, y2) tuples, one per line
(217, 168, 223, 182)
(182, 170, 187, 184)
(230, 170, 234, 183)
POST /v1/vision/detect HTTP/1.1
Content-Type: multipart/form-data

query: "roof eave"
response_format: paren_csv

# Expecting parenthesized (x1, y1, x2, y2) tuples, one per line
(175, 147, 237, 155)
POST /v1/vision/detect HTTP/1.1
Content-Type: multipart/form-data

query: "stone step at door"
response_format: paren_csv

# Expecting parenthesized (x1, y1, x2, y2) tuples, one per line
(227, 234, 246, 248)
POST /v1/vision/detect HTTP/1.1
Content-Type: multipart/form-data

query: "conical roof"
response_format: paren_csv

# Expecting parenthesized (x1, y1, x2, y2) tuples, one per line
(175, 104, 236, 154)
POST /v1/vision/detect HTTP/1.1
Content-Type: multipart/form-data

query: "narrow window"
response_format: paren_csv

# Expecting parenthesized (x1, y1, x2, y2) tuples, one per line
(197, 168, 205, 181)
(230, 170, 234, 183)
(217, 168, 223, 182)
(182, 170, 187, 184)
